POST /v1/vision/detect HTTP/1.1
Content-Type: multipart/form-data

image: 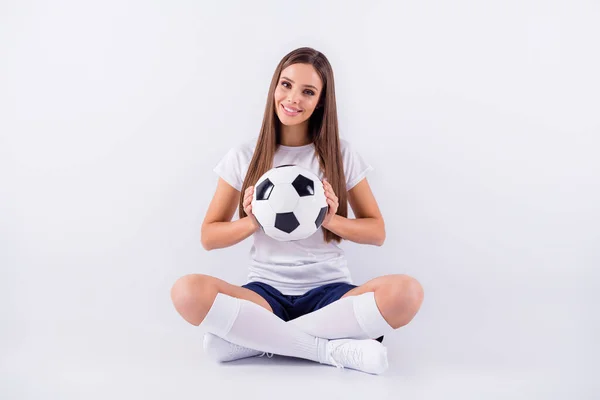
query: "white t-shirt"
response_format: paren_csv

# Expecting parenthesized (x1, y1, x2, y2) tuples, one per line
(213, 137, 373, 295)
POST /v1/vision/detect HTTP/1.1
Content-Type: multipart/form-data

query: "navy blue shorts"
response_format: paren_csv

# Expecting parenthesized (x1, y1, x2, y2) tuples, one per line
(242, 281, 384, 343)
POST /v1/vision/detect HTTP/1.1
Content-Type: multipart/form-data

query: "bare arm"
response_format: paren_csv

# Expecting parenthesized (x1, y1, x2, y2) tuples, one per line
(322, 178, 386, 246)
(201, 178, 259, 251)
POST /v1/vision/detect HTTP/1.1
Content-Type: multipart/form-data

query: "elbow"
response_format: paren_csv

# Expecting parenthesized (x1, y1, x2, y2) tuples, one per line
(375, 220, 386, 246)
(200, 225, 213, 251)
(201, 238, 213, 251)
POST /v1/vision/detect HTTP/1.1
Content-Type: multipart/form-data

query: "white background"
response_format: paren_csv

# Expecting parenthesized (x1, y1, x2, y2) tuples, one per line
(1, 0, 598, 398)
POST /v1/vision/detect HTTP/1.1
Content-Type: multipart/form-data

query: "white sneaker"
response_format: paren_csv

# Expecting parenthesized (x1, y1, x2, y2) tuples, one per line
(324, 338, 389, 375)
(203, 333, 268, 362)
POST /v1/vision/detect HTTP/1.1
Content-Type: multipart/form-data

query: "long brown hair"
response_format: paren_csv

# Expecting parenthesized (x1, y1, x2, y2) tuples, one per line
(239, 47, 347, 244)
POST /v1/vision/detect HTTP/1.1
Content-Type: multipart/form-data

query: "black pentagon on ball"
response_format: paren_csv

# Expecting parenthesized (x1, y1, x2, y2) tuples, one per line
(255, 178, 274, 200)
(315, 206, 328, 228)
(292, 174, 315, 197)
(275, 164, 295, 168)
(274, 212, 300, 233)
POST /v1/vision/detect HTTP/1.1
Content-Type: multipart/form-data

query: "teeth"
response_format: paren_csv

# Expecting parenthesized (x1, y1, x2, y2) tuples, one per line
(283, 106, 300, 113)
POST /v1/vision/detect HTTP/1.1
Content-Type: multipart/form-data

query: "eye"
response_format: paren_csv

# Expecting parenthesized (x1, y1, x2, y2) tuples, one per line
(281, 81, 315, 96)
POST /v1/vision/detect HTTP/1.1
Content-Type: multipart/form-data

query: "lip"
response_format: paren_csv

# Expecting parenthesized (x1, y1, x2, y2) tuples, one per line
(281, 104, 302, 116)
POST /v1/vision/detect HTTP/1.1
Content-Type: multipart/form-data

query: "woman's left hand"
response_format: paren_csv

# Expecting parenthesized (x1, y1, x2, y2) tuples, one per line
(321, 178, 339, 228)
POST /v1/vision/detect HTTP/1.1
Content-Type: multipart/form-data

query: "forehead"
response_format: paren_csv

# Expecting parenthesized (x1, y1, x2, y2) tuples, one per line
(279, 63, 322, 90)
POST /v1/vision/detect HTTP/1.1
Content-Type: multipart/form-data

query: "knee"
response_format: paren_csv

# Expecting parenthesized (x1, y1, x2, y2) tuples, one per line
(380, 274, 424, 328)
(170, 274, 219, 326)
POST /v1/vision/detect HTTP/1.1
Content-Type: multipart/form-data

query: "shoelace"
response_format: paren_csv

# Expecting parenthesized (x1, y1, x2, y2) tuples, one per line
(258, 352, 274, 358)
(328, 343, 363, 370)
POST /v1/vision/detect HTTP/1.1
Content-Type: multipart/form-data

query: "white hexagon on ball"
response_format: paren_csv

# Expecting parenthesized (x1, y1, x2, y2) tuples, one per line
(251, 164, 328, 241)
(268, 184, 299, 213)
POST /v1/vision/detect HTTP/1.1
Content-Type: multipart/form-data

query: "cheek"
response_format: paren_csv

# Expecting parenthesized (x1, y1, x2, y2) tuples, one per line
(309, 96, 320, 108)
(273, 88, 285, 103)
(304, 101, 318, 115)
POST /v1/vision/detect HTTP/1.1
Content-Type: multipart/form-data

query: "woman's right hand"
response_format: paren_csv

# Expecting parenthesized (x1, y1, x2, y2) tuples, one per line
(243, 186, 260, 231)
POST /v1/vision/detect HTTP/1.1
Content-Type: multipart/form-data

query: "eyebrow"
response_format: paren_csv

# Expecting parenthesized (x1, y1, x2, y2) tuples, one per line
(281, 76, 319, 91)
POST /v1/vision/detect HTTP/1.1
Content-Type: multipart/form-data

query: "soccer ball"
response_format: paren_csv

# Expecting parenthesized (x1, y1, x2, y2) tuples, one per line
(251, 165, 328, 241)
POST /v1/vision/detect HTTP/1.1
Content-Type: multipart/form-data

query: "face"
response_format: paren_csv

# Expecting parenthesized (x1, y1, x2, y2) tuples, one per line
(273, 63, 323, 126)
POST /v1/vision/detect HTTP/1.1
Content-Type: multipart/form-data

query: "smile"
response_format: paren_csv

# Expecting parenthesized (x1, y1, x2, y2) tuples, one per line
(281, 104, 302, 116)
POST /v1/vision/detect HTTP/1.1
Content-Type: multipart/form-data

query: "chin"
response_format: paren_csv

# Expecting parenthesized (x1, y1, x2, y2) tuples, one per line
(279, 119, 299, 126)
(276, 114, 300, 125)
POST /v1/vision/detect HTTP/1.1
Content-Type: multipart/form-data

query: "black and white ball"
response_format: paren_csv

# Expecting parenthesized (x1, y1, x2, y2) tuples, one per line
(251, 165, 328, 241)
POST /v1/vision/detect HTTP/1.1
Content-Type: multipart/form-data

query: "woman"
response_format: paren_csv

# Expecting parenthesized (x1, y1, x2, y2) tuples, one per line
(171, 47, 424, 375)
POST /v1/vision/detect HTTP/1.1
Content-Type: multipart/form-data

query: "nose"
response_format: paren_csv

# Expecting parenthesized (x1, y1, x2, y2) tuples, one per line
(287, 91, 301, 104)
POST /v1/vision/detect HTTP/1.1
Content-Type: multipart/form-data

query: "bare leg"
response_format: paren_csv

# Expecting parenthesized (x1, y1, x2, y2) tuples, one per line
(170, 274, 272, 326)
(340, 274, 424, 329)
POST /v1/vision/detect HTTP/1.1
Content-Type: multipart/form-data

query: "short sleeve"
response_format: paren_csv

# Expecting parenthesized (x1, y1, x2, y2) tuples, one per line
(213, 147, 243, 191)
(342, 141, 374, 190)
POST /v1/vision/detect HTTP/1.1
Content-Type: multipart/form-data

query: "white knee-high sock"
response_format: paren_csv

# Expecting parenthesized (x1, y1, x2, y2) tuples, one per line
(201, 293, 328, 363)
(202, 291, 395, 363)
(290, 292, 394, 340)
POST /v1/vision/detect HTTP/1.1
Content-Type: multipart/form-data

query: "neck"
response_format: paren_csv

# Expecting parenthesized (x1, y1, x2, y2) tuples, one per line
(279, 120, 311, 146)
